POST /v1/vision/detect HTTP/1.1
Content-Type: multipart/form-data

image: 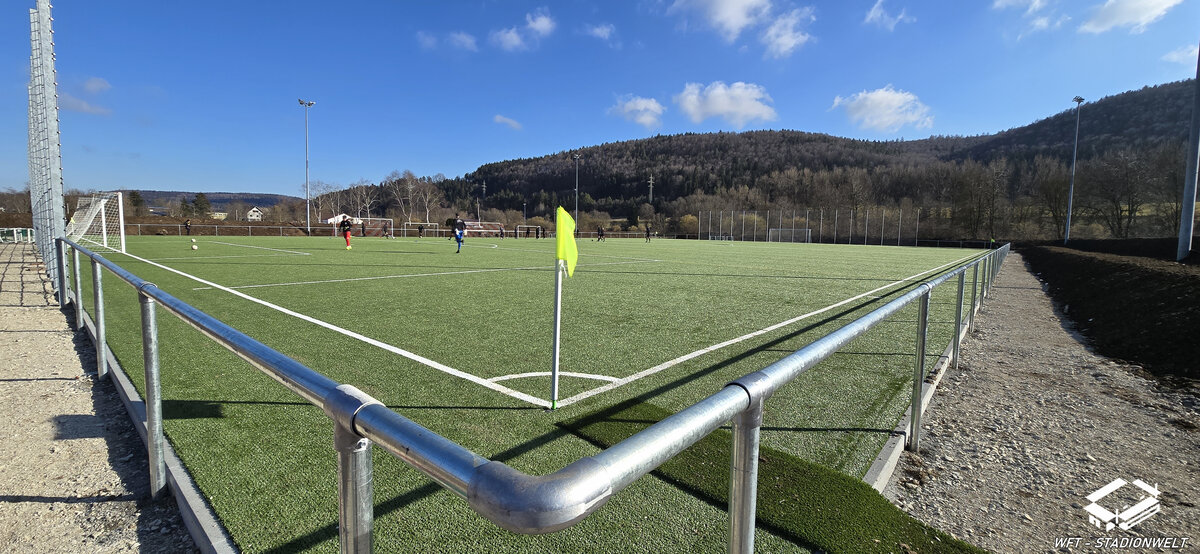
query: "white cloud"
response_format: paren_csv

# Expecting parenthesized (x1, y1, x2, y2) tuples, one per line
(831, 85, 932, 133)
(1163, 44, 1199, 64)
(864, 0, 915, 31)
(83, 77, 111, 94)
(992, 0, 1048, 15)
(416, 31, 437, 50)
(585, 23, 615, 40)
(448, 31, 478, 51)
(609, 96, 666, 129)
(491, 27, 526, 51)
(493, 114, 522, 130)
(59, 92, 111, 115)
(1079, 0, 1183, 34)
(761, 8, 814, 58)
(669, 0, 772, 42)
(526, 8, 556, 37)
(673, 81, 777, 128)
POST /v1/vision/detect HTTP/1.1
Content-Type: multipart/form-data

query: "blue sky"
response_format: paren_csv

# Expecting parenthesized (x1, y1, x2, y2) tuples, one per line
(3, 0, 1196, 197)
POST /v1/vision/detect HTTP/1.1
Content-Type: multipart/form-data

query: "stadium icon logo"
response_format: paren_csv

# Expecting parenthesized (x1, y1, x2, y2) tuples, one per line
(1084, 478, 1161, 532)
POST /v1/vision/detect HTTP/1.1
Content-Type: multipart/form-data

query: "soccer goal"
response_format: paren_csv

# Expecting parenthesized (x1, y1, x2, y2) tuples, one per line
(516, 224, 543, 238)
(401, 221, 439, 238)
(65, 192, 126, 253)
(359, 217, 394, 238)
(767, 228, 812, 243)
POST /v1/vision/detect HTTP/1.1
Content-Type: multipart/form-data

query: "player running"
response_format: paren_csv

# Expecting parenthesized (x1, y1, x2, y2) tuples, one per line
(453, 214, 466, 253)
(340, 216, 354, 249)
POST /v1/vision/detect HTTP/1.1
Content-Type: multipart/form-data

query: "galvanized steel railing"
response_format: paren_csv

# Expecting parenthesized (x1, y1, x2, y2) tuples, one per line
(56, 236, 1007, 553)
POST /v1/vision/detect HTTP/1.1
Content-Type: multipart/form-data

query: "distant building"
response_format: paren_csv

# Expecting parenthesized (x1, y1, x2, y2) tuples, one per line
(246, 207, 265, 221)
(210, 211, 228, 221)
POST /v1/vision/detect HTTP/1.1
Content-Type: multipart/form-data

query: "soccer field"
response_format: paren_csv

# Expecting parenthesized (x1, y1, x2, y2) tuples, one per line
(71, 234, 986, 552)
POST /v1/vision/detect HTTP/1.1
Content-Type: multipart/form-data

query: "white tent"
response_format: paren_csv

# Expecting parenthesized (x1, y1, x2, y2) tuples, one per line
(324, 214, 362, 224)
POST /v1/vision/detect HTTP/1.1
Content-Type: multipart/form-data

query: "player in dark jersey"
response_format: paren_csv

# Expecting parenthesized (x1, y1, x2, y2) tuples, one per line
(339, 216, 353, 249)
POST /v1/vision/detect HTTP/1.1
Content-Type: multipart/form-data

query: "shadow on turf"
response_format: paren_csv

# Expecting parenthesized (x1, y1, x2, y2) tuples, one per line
(260, 283, 919, 552)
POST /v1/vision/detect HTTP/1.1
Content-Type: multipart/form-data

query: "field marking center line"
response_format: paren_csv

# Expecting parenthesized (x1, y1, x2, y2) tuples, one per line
(554, 252, 981, 408)
(207, 241, 313, 255)
(118, 250, 551, 408)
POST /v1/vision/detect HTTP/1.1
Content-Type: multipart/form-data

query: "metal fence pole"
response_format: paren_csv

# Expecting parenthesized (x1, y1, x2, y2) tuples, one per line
(91, 259, 107, 380)
(335, 423, 373, 554)
(71, 247, 82, 330)
(55, 239, 67, 307)
(970, 263, 980, 328)
(953, 272, 965, 371)
(139, 287, 166, 497)
(728, 403, 763, 554)
(908, 285, 930, 451)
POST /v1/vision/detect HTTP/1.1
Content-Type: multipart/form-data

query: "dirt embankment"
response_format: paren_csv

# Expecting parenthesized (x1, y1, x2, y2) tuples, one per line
(1017, 239, 1200, 381)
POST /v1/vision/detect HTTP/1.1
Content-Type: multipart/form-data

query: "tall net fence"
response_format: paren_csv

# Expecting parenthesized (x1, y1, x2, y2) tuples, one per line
(27, 0, 65, 286)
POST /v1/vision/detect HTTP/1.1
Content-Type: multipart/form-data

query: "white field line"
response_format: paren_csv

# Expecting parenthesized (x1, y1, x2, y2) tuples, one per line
(554, 253, 979, 408)
(490, 371, 621, 383)
(118, 250, 551, 408)
(190, 259, 657, 291)
(153, 254, 303, 262)
(208, 241, 312, 255)
(401, 238, 662, 263)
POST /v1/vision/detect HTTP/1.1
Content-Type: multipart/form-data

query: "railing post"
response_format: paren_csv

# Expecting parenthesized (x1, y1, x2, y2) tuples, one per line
(55, 239, 67, 308)
(970, 263, 980, 329)
(335, 423, 374, 554)
(139, 286, 167, 497)
(729, 402, 763, 554)
(71, 247, 83, 330)
(953, 271, 965, 371)
(91, 259, 107, 380)
(908, 285, 930, 451)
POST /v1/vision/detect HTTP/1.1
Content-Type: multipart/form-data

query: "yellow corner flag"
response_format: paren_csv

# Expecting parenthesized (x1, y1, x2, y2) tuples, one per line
(555, 206, 578, 277)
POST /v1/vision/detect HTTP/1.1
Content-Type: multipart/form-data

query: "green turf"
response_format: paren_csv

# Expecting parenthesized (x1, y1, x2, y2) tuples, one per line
(561, 400, 986, 554)
(67, 235, 987, 552)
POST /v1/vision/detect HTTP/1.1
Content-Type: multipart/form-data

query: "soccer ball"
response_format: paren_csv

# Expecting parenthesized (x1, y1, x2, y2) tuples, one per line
(191, 244, 198, 250)
(191, 238, 196, 243)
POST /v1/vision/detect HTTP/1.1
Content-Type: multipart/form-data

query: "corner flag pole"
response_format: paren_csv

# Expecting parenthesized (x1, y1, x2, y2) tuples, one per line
(550, 259, 564, 409)
(550, 206, 578, 410)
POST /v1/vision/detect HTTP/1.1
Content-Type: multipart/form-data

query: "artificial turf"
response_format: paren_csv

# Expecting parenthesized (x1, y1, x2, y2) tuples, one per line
(65, 234, 988, 552)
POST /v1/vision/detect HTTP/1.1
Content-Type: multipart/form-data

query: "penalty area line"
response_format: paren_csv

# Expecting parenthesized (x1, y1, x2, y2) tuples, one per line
(554, 252, 980, 408)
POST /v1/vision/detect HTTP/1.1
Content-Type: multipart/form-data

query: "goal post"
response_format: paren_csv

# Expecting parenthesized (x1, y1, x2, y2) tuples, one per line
(516, 224, 543, 238)
(358, 217, 394, 237)
(767, 228, 811, 243)
(65, 192, 126, 253)
(401, 221, 439, 238)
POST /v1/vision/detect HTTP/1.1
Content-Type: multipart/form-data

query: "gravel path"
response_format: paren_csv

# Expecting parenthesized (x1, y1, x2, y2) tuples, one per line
(0, 243, 196, 553)
(883, 252, 1200, 552)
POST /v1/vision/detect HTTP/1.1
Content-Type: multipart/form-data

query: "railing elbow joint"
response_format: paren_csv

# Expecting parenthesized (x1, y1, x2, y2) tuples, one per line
(467, 457, 612, 534)
(322, 384, 382, 441)
(728, 370, 773, 414)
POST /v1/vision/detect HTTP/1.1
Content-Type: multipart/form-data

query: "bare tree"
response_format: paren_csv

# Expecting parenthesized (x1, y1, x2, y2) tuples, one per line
(382, 170, 416, 222)
(412, 178, 443, 223)
(1080, 149, 1148, 238)
(347, 179, 378, 218)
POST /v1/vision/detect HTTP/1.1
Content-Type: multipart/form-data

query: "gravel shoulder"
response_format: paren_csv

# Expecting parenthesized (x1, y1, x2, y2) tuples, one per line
(0, 243, 196, 553)
(883, 252, 1200, 552)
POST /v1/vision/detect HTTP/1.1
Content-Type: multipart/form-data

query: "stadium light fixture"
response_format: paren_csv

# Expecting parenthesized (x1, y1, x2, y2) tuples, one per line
(1065, 95, 1083, 244)
(300, 99, 316, 236)
(573, 153, 581, 229)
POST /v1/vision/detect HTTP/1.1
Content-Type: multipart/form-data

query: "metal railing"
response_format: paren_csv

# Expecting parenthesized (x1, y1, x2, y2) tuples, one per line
(56, 236, 1007, 553)
(0, 228, 36, 243)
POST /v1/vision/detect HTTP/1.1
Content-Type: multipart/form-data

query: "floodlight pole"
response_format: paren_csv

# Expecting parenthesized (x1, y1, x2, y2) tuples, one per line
(573, 153, 581, 229)
(1177, 44, 1200, 262)
(1065, 96, 1083, 244)
(523, 202, 527, 224)
(300, 99, 316, 236)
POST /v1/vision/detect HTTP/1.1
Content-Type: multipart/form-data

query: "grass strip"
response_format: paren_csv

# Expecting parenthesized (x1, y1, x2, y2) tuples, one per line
(560, 399, 985, 554)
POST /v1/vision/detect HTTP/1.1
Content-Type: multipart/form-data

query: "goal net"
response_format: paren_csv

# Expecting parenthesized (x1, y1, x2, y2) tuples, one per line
(65, 192, 126, 253)
(359, 217, 394, 237)
(516, 225, 543, 238)
(401, 221, 439, 238)
(767, 228, 811, 243)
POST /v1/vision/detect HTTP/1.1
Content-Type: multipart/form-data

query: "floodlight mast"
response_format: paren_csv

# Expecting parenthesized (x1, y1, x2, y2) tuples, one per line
(300, 99, 316, 236)
(573, 153, 581, 229)
(1064, 95, 1083, 244)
